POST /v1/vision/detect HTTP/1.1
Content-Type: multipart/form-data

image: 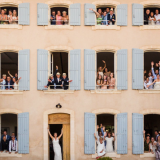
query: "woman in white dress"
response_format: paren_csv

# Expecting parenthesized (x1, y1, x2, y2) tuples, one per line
(149, 137, 156, 154)
(97, 60, 106, 79)
(149, 12, 156, 25)
(94, 133, 106, 159)
(12, 77, 21, 90)
(148, 74, 160, 90)
(48, 127, 63, 160)
(105, 132, 115, 153)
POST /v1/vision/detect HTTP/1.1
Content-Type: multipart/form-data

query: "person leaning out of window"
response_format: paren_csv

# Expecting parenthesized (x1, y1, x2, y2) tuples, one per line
(155, 9, 160, 25)
(62, 11, 69, 25)
(50, 10, 56, 25)
(107, 8, 116, 25)
(144, 9, 150, 25)
(9, 136, 18, 154)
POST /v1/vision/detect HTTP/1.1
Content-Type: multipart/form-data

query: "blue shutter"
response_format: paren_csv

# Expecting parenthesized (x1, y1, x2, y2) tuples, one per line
(84, 3, 96, 25)
(132, 113, 144, 154)
(70, 49, 81, 90)
(37, 3, 48, 25)
(37, 49, 48, 90)
(70, 3, 81, 26)
(117, 49, 128, 90)
(18, 112, 29, 154)
(84, 112, 95, 154)
(117, 4, 128, 26)
(132, 48, 144, 90)
(84, 49, 95, 90)
(18, 3, 30, 25)
(117, 113, 128, 154)
(132, 3, 143, 26)
(18, 49, 30, 91)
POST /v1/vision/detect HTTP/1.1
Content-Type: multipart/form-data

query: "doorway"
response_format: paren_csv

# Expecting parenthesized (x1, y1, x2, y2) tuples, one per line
(48, 113, 70, 160)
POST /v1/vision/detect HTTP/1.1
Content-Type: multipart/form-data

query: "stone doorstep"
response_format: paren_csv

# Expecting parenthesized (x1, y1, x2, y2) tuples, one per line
(0, 152, 22, 157)
(140, 153, 156, 158)
(92, 152, 121, 158)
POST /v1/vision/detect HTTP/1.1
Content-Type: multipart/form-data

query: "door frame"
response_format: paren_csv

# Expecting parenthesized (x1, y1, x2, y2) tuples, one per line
(43, 108, 75, 160)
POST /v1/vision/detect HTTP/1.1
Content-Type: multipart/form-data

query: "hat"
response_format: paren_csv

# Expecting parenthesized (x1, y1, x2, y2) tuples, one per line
(63, 73, 66, 76)
(56, 72, 61, 75)
(110, 8, 113, 11)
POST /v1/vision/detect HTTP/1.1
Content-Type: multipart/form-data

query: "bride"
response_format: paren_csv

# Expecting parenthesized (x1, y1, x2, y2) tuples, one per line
(148, 74, 160, 90)
(47, 127, 63, 160)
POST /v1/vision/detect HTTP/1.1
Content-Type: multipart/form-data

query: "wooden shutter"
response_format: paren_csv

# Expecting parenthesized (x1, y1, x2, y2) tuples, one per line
(18, 112, 29, 154)
(70, 3, 81, 26)
(84, 49, 96, 90)
(37, 49, 48, 90)
(70, 49, 81, 90)
(84, 3, 96, 25)
(117, 4, 128, 26)
(117, 113, 128, 154)
(84, 112, 95, 154)
(117, 49, 128, 90)
(132, 48, 144, 89)
(37, 3, 48, 25)
(132, 113, 144, 154)
(132, 3, 143, 26)
(18, 49, 30, 91)
(19, 3, 30, 25)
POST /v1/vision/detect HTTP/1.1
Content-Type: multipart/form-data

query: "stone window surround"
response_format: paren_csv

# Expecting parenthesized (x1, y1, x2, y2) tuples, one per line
(43, 46, 75, 94)
(0, 46, 23, 95)
(45, 0, 73, 30)
(139, 46, 160, 94)
(43, 108, 75, 160)
(91, 108, 121, 158)
(90, 45, 122, 94)
(92, 0, 120, 30)
(0, 108, 22, 158)
(0, 0, 23, 29)
(140, 1, 160, 30)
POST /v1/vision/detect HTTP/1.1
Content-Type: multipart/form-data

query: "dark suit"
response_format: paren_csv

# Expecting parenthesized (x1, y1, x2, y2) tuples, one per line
(107, 14, 116, 25)
(47, 79, 55, 89)
(62, 78, 69, 90)
(5, 81, 14, 89)
(1, 140, 9, 151)
(54, 78, 62, 89)
(144, 14, 149, 25)
(1, 135, 11, 141)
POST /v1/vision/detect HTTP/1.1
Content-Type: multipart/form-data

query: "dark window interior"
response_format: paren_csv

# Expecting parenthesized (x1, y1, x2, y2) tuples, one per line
(1, 114, 17, 137)
(51, 52, 68, 78)
(97, 7, 115, 13)
(144, 52, 160, 75)
(1, 52, 18, 78)
(49, 124, 63, 160)
(0, 7, 18, 15)
(51, 7, 68, 16)
(144, 114, 160, 138)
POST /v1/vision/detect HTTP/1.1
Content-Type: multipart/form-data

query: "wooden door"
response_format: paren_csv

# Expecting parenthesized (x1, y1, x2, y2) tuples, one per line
(63, 124, 70, 160)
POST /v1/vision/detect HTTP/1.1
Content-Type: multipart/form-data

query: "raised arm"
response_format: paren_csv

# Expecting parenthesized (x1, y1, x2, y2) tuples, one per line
(16, 77, 21, 84)
(58, 128, 63, 140)
(89, 8, 100, 17)
(54, 66, 58, 77)
(143, 130, 145, 141)
(8, 71, 14, 78)
(47, 127, 54, 140)
(112, 133, 116, 141)
(102, 60, 106, 71)
(151, 62, 156, 78)
(94, 133, 97, 141)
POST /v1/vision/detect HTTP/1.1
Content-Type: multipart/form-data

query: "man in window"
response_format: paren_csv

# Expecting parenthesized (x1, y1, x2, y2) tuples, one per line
(9, 136, 18, 154)
(107, 8, 116, 25)
(62, 73, 72, 90)
(0, 74, 6, 90)
(106, 8, 110, 15)
(151, 61, 160, 80)
(1, 136, 9, 152)
(102, 11, 108, 25)
(155, 9, 160, 25)
(5, 76, 13, 90)
(50, 11, 56, 25)
(55, 72, 62, 89)
(144, 9, 150, 25)
(1, 130, 11, 142)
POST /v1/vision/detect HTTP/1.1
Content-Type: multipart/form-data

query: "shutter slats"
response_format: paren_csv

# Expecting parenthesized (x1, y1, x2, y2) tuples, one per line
(132, 48, 144, 89)
(132, 113, 144, 154)
(18, 49, 30, 91)
(70, 3, 81, 26)
(19, 3, 30, 25)
(132, 3, 143, 26)
(84, 3, 96, 25)
(37, 49, 48, 90)
(84, 49, 95, 90)
(117, 4, 128, 26)
(18, 112, 29, 154)
(84, 112, 95, 154)
(70, 49, 81, 90)
(117, 49, 128, 90)
(117, 113, 128, 154)
(37, 3, 48, 25)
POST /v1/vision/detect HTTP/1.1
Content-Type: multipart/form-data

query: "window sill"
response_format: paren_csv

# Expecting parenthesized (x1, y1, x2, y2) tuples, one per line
(91, 90, 121, 94)
(0, 90, 23, 95)
(92, 153, 121, 158)
(140, 25, 160, 30)
(45, 25, 73, 30)
(43, 90, 74, 94)
(92, 25, 120, 30)
(139, 90, 160, 94)
(140, 152, 155, 158)
(0, 25, 22, 29)
(0, 152, 22, 157)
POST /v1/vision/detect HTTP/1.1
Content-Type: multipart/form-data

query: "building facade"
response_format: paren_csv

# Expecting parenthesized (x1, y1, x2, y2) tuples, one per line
(0, 0, 160, 160)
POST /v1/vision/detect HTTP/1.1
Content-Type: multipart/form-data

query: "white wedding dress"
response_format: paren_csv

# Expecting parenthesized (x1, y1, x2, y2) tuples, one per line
(154, 82, 160, 90)
(52, 138, 62, 160)
(105, 137, 114, 153)
(97, 141, 106, 156)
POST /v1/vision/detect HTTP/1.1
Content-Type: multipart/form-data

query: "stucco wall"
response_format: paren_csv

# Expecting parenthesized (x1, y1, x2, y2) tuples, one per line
(0, 0, 160, 159)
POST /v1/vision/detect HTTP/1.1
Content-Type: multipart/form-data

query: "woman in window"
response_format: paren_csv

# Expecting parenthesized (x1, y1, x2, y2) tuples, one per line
(108, 73, 115, 89)
(143, 130, 151, 152)
(149, 12, 156, 25)
(12, 77, 21, 90)
(105, 132, 115, 153)
(8, 10, 13, 24)
(89, 8, 103, 25)
(97, 60, 106, 78)
(12, 10, 18, 24)
(0, 9, 8, 24)
(62, 11, 69, 25)
(97, 74, 103, 89)
(101, 75, 108, 89)
(56, 11, 62, 25)
(149, 137, 156, 154)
